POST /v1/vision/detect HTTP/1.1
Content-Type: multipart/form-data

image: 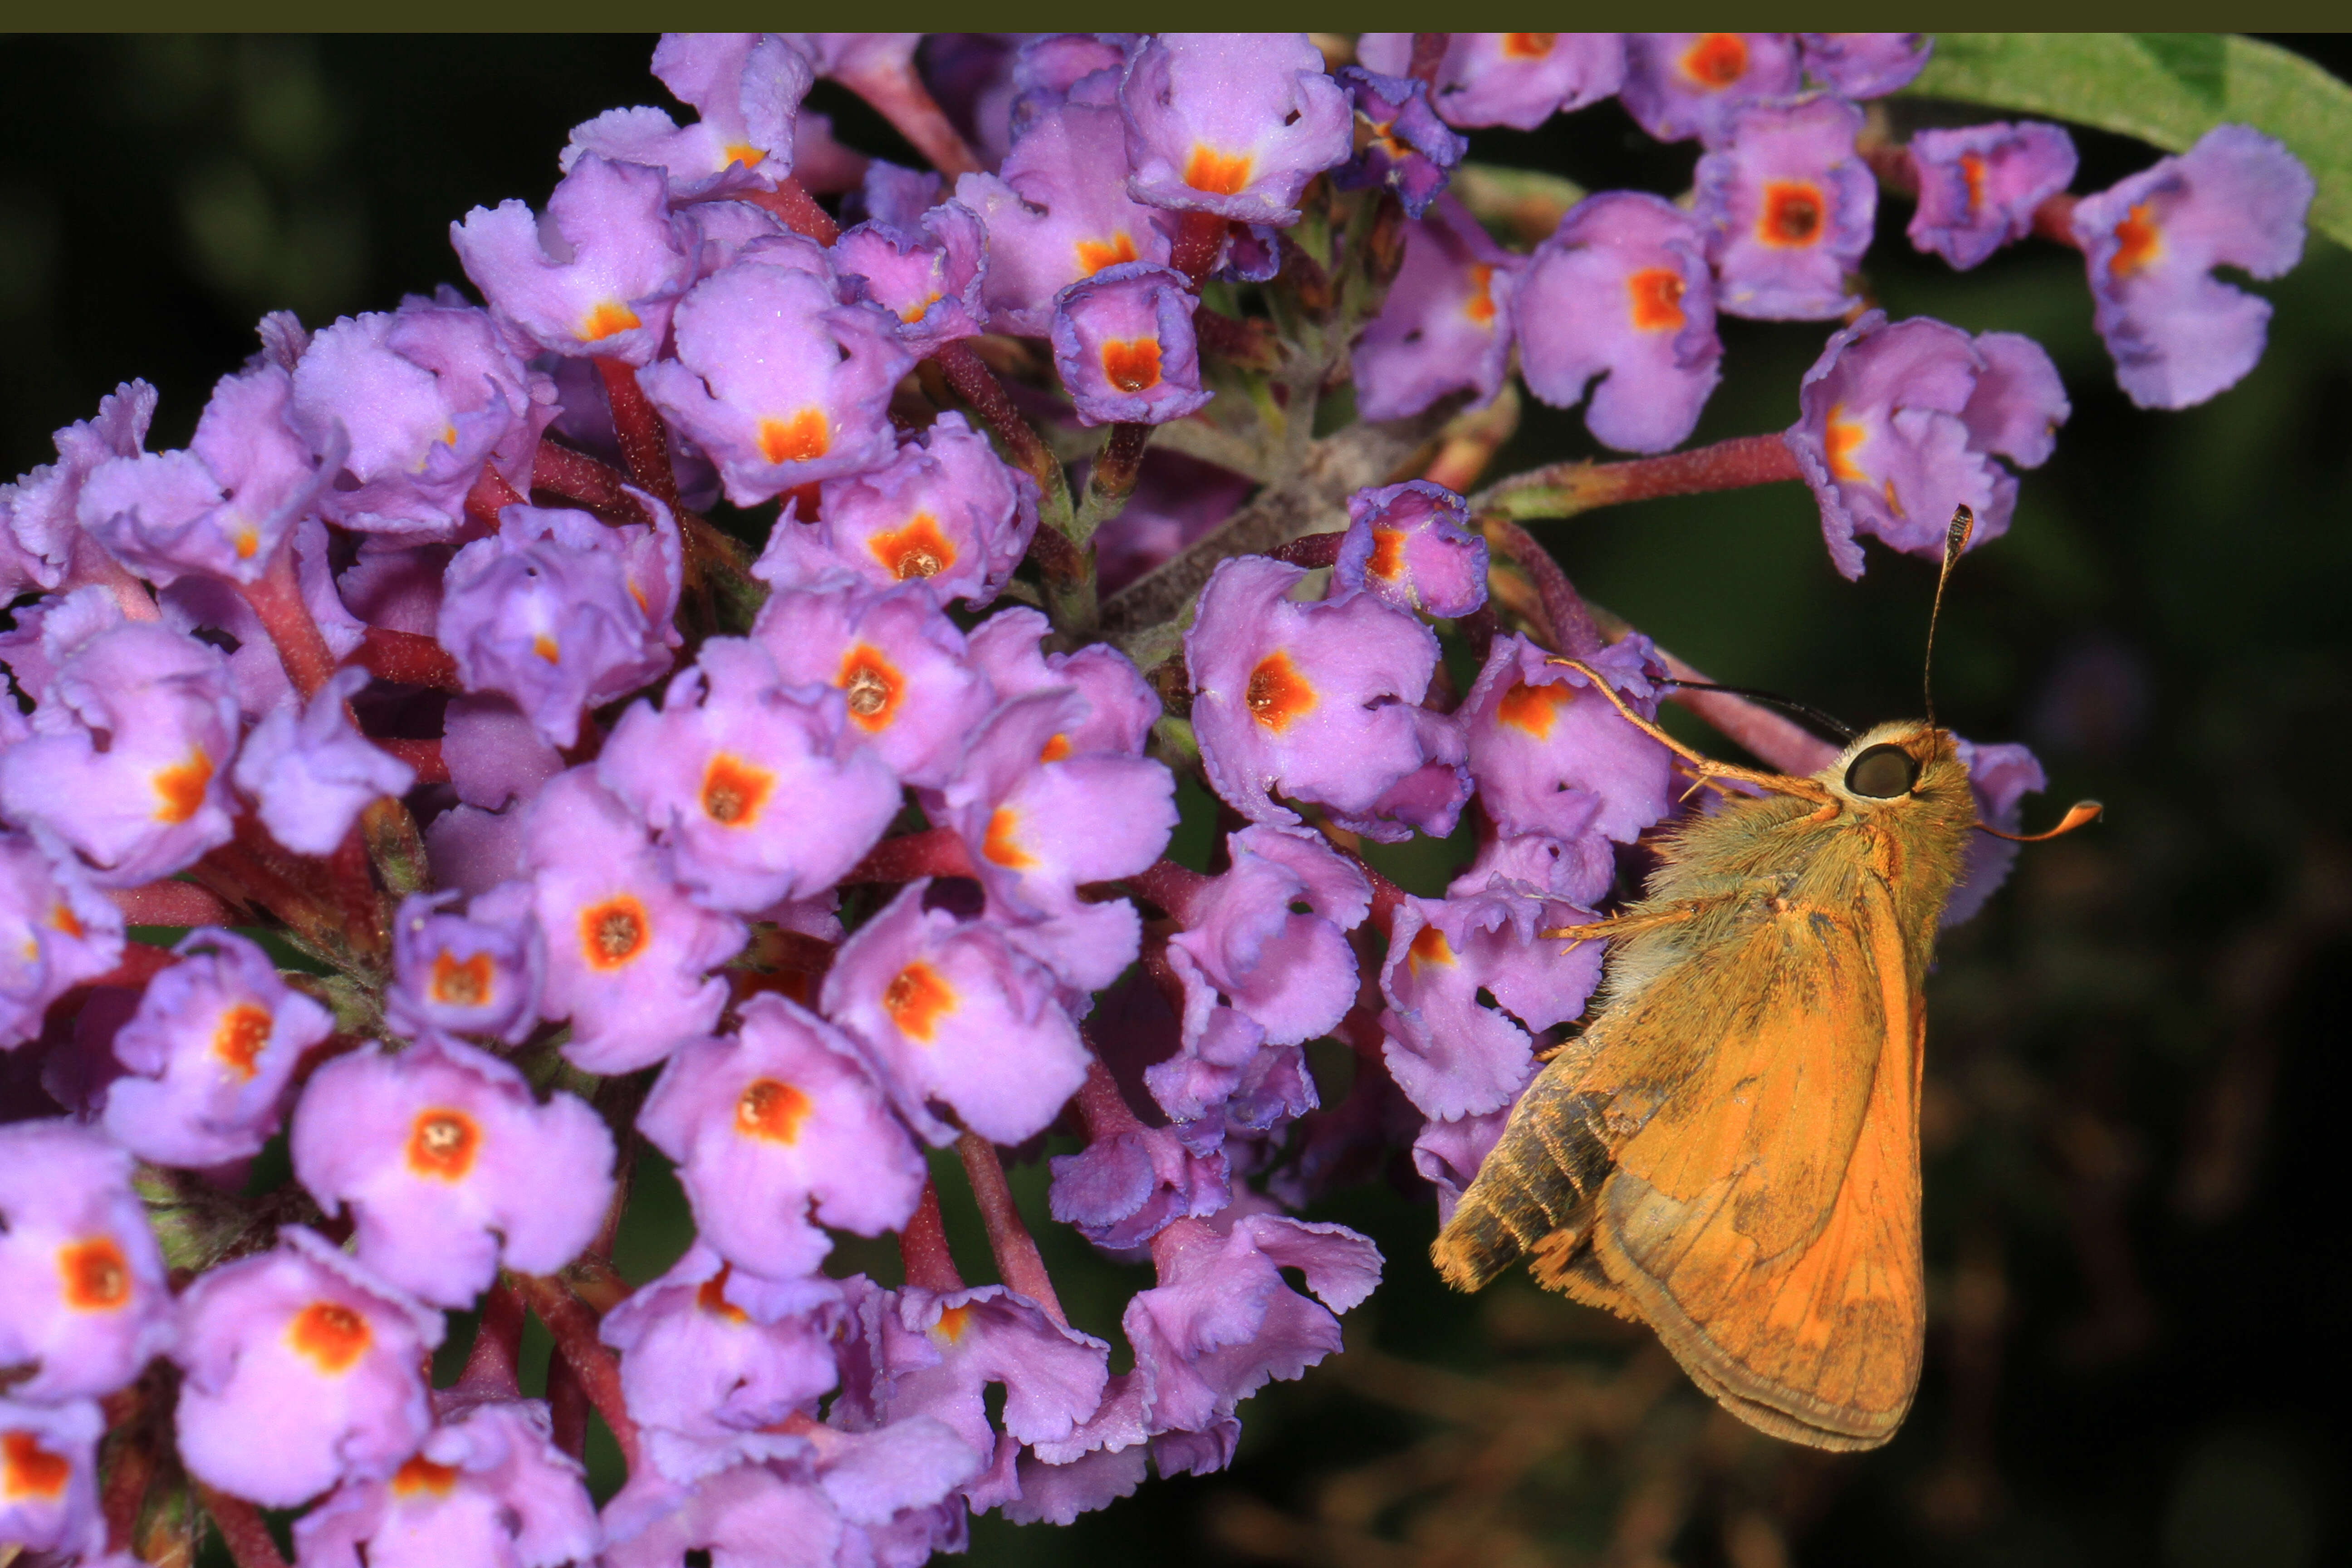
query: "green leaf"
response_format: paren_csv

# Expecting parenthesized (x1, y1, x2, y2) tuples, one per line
(1905, 33, 2352, 250)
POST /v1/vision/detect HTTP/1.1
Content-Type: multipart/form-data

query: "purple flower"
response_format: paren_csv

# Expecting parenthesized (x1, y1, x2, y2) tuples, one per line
(0, 828, 122, 1049)
(0, 1120, 173, 1402)
(955, 101, 1174, 338)
(599, 1462, 841, 1568)
(1695, 93, 1875, 321)
(170, 1226, 443, 1508)
(1051, 1122, 1231, 1250)
(291, 1400, 601, 1568)
(1122, 1213, 1379, 1436)
(751, 413, 1039, 608)
(1412, 1106, 1510, 1226)
(819, 881, 1089, 1146)
(636, 996, 927, 1281)
(1357, 32, 1625, 130)
(101, 928, 332, 1168)
(1448, 829, 1617, 908)
(1945, 736, 2048, 929)
(2071, 124, 2315, 410)
(0, 1396, 103, 1558)
(516, 769, 745, 1073)
(965, 608, 1160, 758)
(1785, 310, 2070, 578)
(1049, 262, 1210, 428)
(1332, 69, 1465, 218)
(1459, 633, 1675, 846)
(1352, 195, 1518, 422)
(1517, 191, 1723, 454)
(436, 501, 678, 749)
(566, 33, 814, 198)
(752, 583, 991, 790)
(935, 688, 1176, 990)
(1187, 554, 1455, 833)
(0, 380, 156, 599)
(1906, 121, 2078, 271)
(290, 297, 557, 539)
(1006, 34, 1129, 139)
(1379, 886, 1604, 1119)
(233, 666, 416, 856)
(384, 889, 544, 1044)
(292, 1035, 615, 1308)
(450, 155, 692, 365)
(1120, 33, 1352, 225)
(77, 363, 331, 585)
(1798, 32, 1931, 98)
(0, 605, 240, 887)
(598, 638, 902, 913)
(831, 201, 989, 356)
(1619, 33, 1800, 145)
(637, 259, 913, 504)
(441, 694, 564, 813)
(600, 1241, 844, 1481)
(1336, 481, 1486, 618)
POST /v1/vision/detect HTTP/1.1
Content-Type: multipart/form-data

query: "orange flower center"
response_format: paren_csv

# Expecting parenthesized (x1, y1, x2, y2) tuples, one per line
(1626, 266, 1687, 332)
(696, 1264, 750, 1323)
(1100, 338, 1163, 394)
(932, 1303, 973, 1344)
(1501, 33, 1556, 59)
(837, 645, 905, 731)
(1823, 405, 1868, 482)
(212, 1002, 273, 1081)
(2109, 201, 2161, 278)
(735, 1077, 813, 1143)
(868, 512, 958, 582)
(1075, 232, 1139, 276)
(1495, 680, 1570, 738)
(1366, 528, 1407, 583)
(429, 949, 495, 1008)
(580, 301, 641, 342)
(700, 754, 777, 828)
(883, 960, 956, 1042)
(1463, 263, 1497, 328)
(1184, 146, 1254, 196)
(1244, 651, 1316, 734)
(287, 1300, 372, 1373)
(407, 1108, 480, 1181)
(1039, 733, 1073, 764)
(580, 896, 651, 970)
(1958, 151, 1988, 215)
(759, 408, 832, 465)
(59, 1236, 130, 1310)
(1758, 181, 1825, 248)
(153, 750, 213, 824)
(1407, 925, 1456, 972)
(1681, 32, 1749, 88)
(391, 1455, 461, 1497)
(1, 1431, 71, 1500)
(982, 806, 1035, 870)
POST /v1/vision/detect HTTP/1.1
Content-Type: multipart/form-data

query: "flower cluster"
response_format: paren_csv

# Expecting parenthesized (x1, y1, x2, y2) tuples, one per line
(0, 30, 2313, 1568)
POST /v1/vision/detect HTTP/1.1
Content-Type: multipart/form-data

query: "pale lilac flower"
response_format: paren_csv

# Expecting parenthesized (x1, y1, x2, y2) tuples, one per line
(0, 380, 155, 598)
(1458, 633, 1675, 846)
(1907, 121, 2078, 271)
(384, 889, 544, 1044)
(451, 155, 693, 365)
(0, 828, 123, 1049)
(1620, 33, 1800, 144)
(1352, 196, 1518, 422)
(1357, 32, 1625, 130)
(565, 33, 814, 198)
(750, 582, 994, 790)
(234, 666, 416, 855)
(1695, 93, 1875, 321)
(0, 1396, 104, 1559)
(1334, 480, 1488, 618)
(0, 1119, 174, 1402)
(1049, 262, 1212, 427)
(1120, 33, 1352, 225)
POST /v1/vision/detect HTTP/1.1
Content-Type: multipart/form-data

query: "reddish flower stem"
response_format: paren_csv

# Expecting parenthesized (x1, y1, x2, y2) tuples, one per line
(1075, 1053, 1146, 1141)
(738, 178, 840, 245)
(451, 1274, 528, 1400)
(1650, 642, 1839, 776)
(1475, 431, 1803, 523)
(1863, 139, 2084, 251)
(2031, 191, 2083, 248)
(100, 1401, 155, 1553)
(1269, 530, 1346, 570)
(931, 340, 1059, 494)
(1408, 33, 1449, 85)
(462, 463, 528, 533)
(531, 440, 646, 523)
(956, 1131, 1067, 1325)
(355, 626, 460, 690)
(1170, 210, 1230, 287)
(843, 826, 976, 885)
(1127, 858, 1212, 924)
(235, 544, 338, 702)
(1079, 422, 1153, 533)
(546, 1354, 590, 1460)
(831, 55, 985, 178)
(374, 737, 450, 785)
(106, 879, 236, 927)
(1482, 514, 1602, 656)
(78, 940, 180, 990)
(196, 1483, 291, 1568)
(593, 358, 679, 507)
(898, 1178, 966, 1294)
(511, 1272, 642, 1472)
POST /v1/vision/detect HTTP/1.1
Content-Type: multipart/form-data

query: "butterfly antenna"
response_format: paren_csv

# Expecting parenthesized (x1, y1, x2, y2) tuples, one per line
(1657, 679, 1860, 742)
(1923, 505, 1974, 727)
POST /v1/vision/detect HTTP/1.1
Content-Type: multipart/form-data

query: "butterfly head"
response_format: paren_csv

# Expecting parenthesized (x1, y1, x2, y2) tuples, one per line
(1820, 720, 1970, 814)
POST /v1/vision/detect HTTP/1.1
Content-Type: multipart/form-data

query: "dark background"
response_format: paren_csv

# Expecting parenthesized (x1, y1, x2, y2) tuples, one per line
(4, 35, 2347, 1568)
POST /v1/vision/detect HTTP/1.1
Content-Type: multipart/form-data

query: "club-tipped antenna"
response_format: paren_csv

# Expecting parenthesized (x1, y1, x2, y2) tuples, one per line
(1657, 678, 1861, 743)
(1924, 505, 1974, 727)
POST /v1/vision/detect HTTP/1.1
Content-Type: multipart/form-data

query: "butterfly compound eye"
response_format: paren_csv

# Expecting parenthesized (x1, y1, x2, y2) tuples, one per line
(1844, 744, 1920, 799)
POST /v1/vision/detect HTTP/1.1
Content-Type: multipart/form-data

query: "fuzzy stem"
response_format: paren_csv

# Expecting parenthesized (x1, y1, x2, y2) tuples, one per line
(843, 826, 976, 885)
(1268, 530, 1345, 571)
(830, 55, 984, 177)
(738, 178, 840, 245)
(1422, 384, 1521, 495)
(1407, 33, 1449, 84)
(547, 1354, 590, 1460)
(196, 1485, 291, 1568)
(451, 1275, 528, 1400)
(1073, 422, 1153, 544)
(931, 341, 1065, 503)
(1169, 210, 1230, 286)
(593, 358, 679, 507)
(511, 1272, 642, 1472)
(106, 880, 236, 927)
(1475, 432, 1803, 523)
(898, 1178, 966, 1294)
(462, 463, 528, 533)
(956, 1131, 1067, 1325)
(1127, 858, 1213, 924)
(1482, 514, 1602, 656)
(235, 545, 338, 701)
(355, 627, 460, 690)
(531, 440, 646, 523)
(373, 737, 450, 785)
(1075, 1053, 1147, 1140)
(100, 1400, 156, 1554)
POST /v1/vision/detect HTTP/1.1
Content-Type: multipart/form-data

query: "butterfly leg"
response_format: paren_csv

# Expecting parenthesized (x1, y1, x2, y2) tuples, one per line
(1541, 904, 1700, 949)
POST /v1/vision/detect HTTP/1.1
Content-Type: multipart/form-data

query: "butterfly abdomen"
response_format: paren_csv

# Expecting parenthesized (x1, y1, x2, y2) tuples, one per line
(1431, 1077, 1617, 1291)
